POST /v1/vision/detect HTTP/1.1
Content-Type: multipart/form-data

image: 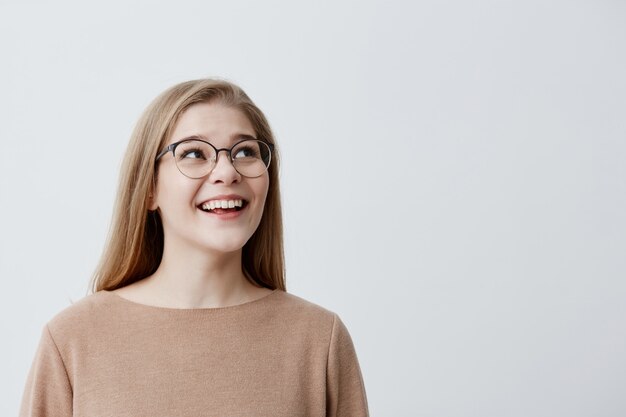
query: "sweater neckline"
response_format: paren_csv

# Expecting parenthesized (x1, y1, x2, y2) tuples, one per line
(101, 289, 280, 313)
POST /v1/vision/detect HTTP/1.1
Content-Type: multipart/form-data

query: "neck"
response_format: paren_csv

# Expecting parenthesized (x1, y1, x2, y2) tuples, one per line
(142, 238, 260, 308)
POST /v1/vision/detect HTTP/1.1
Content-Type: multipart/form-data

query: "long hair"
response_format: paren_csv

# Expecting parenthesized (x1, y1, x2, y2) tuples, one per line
(89, 79, 285, 294)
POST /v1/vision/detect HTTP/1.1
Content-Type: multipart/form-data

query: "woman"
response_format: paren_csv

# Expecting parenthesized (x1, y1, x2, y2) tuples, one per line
(19, 79, 369, 416)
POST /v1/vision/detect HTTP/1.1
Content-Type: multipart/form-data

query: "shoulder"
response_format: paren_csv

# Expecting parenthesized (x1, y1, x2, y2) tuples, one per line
(272, 290, 335, 316)
(269, 290, 341, 334)
(269, 292, 359, 362)
(48, 291, 110, 324)
(46, 291, 113, 343)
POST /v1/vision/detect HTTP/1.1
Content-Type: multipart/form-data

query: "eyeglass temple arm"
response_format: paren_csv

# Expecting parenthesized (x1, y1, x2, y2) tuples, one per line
(155, 144, 176, 161)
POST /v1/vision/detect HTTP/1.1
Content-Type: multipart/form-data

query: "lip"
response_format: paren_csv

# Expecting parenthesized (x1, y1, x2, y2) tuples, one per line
(197, 194, 248, 206)
(197, 193, 249, 220)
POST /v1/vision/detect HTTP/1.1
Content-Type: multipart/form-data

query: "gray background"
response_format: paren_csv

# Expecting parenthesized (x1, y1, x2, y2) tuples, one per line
(2, 0, 625, 416)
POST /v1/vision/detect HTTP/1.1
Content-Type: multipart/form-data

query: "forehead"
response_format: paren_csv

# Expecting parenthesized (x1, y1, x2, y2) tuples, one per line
(168, 102, 256, 145)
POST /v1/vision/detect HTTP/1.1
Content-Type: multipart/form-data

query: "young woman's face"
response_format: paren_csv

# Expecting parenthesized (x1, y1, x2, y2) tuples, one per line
(151, 101, 270, 255)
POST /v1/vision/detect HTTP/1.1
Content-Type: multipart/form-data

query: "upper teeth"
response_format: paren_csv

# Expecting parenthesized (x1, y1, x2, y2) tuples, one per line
(202, 199, 244, 211)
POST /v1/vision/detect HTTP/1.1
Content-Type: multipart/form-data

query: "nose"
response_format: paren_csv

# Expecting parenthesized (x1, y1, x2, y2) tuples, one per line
(208, 150, 241, 184)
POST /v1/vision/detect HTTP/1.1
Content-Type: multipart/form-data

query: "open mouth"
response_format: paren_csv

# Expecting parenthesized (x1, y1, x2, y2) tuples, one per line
(198, 199, 248, 214)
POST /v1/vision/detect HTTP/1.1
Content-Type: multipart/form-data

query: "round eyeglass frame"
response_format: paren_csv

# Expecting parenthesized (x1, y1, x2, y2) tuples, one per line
(155, 137, 274, 179)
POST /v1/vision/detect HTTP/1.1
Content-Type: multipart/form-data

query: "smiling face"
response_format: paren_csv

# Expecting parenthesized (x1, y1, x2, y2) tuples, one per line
(150, 101, 270, 255)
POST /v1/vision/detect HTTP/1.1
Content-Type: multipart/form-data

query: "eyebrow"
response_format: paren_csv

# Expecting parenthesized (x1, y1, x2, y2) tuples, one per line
(176, 133, 258, 144)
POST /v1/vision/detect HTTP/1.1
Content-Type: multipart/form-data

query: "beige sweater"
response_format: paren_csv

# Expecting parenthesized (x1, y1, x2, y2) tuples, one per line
(19, 289, 368, 417)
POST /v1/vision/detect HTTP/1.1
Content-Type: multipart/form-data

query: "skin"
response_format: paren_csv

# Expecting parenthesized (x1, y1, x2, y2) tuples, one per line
(113, 102, 273, 308)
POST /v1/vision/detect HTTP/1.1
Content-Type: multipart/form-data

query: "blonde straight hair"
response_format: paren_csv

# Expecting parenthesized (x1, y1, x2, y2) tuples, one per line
(89, 79, 285, 294)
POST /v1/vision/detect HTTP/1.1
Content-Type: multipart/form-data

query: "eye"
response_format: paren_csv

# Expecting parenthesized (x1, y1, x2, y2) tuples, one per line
(233, 145, 261, 159)
(179, 147, 207, 160)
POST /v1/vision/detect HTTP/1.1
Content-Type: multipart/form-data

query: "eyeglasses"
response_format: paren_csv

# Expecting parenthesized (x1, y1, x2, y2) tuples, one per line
(155, 138, 274, 179)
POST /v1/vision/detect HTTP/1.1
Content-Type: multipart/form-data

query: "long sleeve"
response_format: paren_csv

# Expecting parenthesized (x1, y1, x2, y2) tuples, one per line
(326, 313, 369, 417)
(19, 324, 73, 417)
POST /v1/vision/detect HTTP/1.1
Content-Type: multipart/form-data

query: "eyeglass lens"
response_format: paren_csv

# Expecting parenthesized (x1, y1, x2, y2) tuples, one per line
(173, 139, 271, 178)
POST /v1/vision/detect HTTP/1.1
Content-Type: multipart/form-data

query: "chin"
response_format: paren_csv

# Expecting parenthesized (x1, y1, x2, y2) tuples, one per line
(201, 237, 251, 254)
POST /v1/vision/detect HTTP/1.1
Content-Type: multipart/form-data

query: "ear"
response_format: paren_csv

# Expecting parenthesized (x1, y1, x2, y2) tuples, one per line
(148, 196, 158, 211)
(148, 187, 159, 211)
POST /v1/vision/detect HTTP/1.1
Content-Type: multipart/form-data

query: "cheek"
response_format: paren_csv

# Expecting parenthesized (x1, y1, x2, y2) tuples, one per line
(257, 175, 270, 207)
(154, 174, 196, 212)
(247, 176, 270, 223)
